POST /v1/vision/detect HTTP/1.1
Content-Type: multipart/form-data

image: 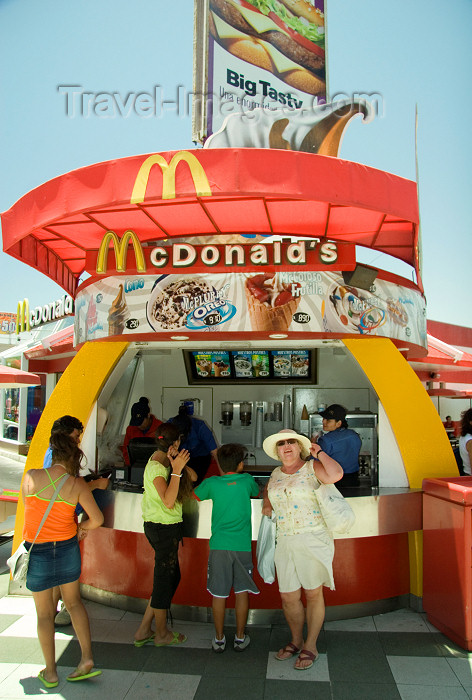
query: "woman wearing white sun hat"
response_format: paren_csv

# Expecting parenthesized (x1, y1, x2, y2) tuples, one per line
(262, 428, 343, 671)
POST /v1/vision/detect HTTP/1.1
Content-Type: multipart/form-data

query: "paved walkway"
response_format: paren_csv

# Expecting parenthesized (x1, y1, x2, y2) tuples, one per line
(0, 538, 471, 699)
(1, 457, 471, 697)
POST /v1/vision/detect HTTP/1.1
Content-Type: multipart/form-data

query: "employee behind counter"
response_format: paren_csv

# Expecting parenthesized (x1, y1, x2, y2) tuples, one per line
(168, 405, 219, 486)
(313, 404, 362, 487)
(122, 397, 163, 467)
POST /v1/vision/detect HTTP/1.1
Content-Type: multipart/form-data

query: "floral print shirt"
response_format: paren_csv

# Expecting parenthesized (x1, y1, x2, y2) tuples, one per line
(268, 462, 327, 536)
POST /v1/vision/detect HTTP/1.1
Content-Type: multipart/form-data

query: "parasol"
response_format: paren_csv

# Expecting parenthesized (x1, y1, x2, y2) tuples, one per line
(0, 365, 40, 389)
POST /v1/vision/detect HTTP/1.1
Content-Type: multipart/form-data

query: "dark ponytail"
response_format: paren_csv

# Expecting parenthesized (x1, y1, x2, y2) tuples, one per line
(154, 423, 181, 452)
(50, 431, 84, 476)
(154, 423, 194, 503)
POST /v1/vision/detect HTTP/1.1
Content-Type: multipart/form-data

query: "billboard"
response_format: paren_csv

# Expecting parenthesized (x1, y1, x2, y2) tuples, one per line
(0, 313, 16, 335)
(74, 270, 427, 349)
(193, 0, 326, 142)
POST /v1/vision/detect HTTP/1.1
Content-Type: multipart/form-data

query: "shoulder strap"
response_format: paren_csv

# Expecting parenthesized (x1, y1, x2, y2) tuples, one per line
(35, 468, 56, 495)
(28, 473, 70, 550)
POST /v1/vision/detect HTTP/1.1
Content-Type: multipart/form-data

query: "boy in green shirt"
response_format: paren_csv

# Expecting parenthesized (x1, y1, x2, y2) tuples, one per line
(194, 443, 260, 653)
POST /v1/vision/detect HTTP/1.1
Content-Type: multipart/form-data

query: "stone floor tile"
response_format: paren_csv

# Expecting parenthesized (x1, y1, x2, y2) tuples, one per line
(266, 651, 329, 681)
(374, 610, 430, 633)
(325, 616, 376, 632)
(387, 655, 461, 686)
(127, 671, 201, 700)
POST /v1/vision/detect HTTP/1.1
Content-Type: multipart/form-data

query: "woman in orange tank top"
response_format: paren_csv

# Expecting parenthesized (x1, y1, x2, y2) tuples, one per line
(22, 431, 104, 688)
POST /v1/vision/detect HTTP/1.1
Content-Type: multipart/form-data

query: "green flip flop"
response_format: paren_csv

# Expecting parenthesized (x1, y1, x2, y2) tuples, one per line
(154, 631, 187, 647)
(67, 669, 102, 682)
(38, 670, 58, 688)
(134, 634, 155, 647)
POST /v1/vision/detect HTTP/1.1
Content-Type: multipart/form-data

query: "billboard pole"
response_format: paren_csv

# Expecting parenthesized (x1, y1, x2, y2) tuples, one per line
(192, 0, 210, 144)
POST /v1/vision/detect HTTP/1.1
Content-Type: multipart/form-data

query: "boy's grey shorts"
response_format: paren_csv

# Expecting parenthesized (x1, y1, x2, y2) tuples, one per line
(207, 550, 260, 598)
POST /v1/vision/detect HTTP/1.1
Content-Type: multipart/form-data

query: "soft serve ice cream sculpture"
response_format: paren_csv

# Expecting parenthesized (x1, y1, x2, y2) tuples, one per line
(204, 98, 373, 154)
(205, 98, 374, 331)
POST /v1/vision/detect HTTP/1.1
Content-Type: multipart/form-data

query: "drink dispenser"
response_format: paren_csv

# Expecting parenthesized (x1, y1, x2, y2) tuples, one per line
(220, 401, 255, 448)
(240, 401, 252, 426)
(221, 401, 234, 426)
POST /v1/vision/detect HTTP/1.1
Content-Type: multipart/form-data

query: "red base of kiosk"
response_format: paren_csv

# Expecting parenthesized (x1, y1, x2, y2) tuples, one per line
(80, 529, 410, 610)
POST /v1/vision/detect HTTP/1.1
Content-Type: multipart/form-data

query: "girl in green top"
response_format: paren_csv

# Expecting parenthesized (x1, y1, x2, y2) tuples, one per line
(134, 423, 197, 647)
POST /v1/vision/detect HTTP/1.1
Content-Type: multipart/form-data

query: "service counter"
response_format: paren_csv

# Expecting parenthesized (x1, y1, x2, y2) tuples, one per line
(79, 481, 422, 622)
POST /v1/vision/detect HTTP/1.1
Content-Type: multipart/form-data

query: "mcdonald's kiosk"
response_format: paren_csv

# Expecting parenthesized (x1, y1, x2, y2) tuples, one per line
(2, 146, 459, 619)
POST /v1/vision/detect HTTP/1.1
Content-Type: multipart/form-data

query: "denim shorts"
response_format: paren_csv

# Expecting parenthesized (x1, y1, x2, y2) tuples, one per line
(25, 536, 81, 592)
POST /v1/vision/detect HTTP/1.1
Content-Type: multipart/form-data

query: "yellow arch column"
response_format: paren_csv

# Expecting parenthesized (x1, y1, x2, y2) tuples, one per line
(343, 337, 457, 600)
(12, 340, 129, 554)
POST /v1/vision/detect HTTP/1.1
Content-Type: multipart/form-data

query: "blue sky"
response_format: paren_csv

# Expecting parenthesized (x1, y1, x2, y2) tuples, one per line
(1, 0, 470, 328)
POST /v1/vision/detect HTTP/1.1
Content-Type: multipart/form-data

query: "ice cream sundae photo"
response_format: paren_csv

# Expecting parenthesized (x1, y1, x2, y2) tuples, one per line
(245, 273, 301, 332)
(386, 298, 409, 327)
(323, 281, 385, 335)
(273, 356, 291, 375)
(196, 358, 212, 376)
(213, 360, 230, 377)
(291, 355, 309, 376)
(234, 358, 252, 376)
(147, 276, 215, 331)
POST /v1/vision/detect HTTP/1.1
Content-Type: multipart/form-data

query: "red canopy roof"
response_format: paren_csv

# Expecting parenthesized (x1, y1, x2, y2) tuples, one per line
(1, 149, 420, 297)
(0, 364, 40, 388)
(24, 325, 74, 360)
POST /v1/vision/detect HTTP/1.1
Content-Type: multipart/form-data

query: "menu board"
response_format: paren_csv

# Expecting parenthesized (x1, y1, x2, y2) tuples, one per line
(187, 349, 315, 384)
(193, 351, 231, 378)
(233, 351, 269, 379)
(272, 350, 310, 378)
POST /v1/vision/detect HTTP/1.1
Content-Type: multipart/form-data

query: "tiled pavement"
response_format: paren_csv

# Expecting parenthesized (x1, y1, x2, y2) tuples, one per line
(0, 540, 471, 698)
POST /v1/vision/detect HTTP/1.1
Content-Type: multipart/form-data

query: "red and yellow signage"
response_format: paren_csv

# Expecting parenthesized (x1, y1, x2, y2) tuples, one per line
(16, 295, 74, 334)
(87, 233, 355, 276)
(0, 312, 16, 335)
(130, 151, 213, 203)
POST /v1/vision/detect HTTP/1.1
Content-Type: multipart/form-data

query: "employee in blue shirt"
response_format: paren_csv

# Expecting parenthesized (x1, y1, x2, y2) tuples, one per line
(316, 404, 362, 487)
(168, 405, 219, 485)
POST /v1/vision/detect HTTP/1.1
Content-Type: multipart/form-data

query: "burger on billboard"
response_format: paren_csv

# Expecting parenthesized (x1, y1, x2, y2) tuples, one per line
(193, 0, 326, 140)
(209, 0, 325, 95)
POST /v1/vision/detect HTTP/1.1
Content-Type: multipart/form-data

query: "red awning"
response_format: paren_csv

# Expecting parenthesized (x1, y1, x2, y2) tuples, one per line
(409, 332, 472, 389)
(0, 365, 40, 388)
(24, 325, 74, 360)
(413, 335, 472, 367)
(1, 149, 420, 297)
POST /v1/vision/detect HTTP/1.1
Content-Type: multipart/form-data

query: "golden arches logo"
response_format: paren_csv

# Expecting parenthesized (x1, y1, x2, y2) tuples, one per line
(16, 298, 30, 334)
(96, 230, 146, 274)
(130, 151, 212, 203)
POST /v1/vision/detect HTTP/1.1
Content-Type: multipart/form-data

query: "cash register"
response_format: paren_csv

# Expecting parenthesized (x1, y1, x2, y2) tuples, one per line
(127, 438, 156, 487)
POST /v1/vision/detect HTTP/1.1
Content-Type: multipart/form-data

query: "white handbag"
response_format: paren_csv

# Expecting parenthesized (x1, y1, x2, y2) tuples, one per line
(7, 542, 29, 583)
(314, 477, 356, 535)
(7, 473, 69, 583)
(256, 514, 276, 584)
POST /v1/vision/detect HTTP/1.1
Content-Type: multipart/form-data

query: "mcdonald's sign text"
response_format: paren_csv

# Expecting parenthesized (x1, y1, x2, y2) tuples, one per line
(89, 232, 355, 276)
(16, 295, 74, 334)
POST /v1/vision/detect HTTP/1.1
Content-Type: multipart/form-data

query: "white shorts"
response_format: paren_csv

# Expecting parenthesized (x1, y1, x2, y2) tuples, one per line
(274, 531, 335, 593)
